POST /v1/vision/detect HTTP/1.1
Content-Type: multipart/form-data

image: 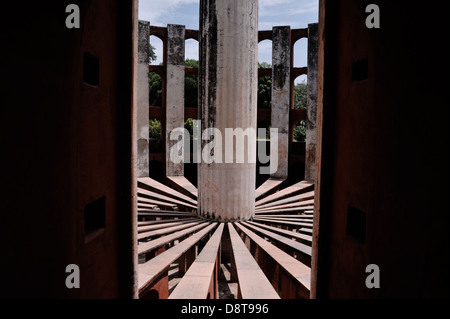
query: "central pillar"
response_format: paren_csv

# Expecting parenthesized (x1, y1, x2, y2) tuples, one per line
(198, 0, 258, 221)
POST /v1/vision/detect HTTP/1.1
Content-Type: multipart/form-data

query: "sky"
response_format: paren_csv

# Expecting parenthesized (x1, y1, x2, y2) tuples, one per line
(138, 0, 319, 83)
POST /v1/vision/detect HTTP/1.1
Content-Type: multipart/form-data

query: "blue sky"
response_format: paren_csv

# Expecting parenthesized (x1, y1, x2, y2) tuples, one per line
(139, 0, 319, 83)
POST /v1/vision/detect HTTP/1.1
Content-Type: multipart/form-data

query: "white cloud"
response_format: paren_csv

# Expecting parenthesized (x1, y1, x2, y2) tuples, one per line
(260, 0, 295, 6)
(142, 0, 318, 68)
(139, 0, 199, 26)
(259, 0, 318, 20)
(140, 0, 318, 29)
(289, 1, 318, 15)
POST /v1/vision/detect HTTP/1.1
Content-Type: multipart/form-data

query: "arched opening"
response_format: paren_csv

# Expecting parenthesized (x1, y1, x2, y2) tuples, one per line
(296, 74, 307, 85)
(258, 39, 272, 67)
(293, 37, 308, 85)
(258, 40, 272, 110)
(184, 118, 197, 187)
(293, 78, 307, 110)
(150, 35, 164, 66)
(149, 72, 163, 107)
(293, 37, 308, 69)
(184, 73, 198, 109)
(184, 64, 198, 109)
(149, 118, 162, 141)
(293, 120, 306, 143)
(185, 38, 199, 111)
(185, 38, 199, 62)
(258, 74, 272, 109)
(148, 118, 163, 164)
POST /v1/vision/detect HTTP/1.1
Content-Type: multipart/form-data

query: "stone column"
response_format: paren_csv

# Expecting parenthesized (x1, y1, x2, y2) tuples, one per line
(198, 0, 258, 221)
(305, 23, 318, 181)
(271, 26, 291, 180)
(137, 20, 150, 178)
(166, 24, 186, 176)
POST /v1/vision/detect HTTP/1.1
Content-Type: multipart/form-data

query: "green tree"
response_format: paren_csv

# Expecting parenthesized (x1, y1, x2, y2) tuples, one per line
(149, 118, 161, 140)
(258, 62, 271, 69)
(184, 118, 194, 139)
(148, 59, 199, 108)
(147, 58, 308, 142)
(148, 72, 162, 106)
(258, 62, 272, 109)
(184, 59, 199, 108)
(185, 59, 198, 68)
(149, 44, 157, 63)
(148, 43, 161, 106)
(293, 82, 307, 110)
(293, 82, 307, 142)
(294, 121, 306, 142)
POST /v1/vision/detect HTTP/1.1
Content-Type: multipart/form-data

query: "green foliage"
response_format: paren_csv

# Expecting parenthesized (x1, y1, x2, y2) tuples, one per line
(185, 59, 198, 68)
(294, 120, 306, 142)
(147, 58, 308, 143)
(184, 76, 198, 108)
(258, 61, 272, 109)
(185, 59, 199, 108)
(148, 72, 162, 106)
(149, 44, 157, 63)
(258, 76, 272, 109)
(149, 118, 161, 140)
(184, 118, 194, 139)
(294, 82, 307, 110)
(294, 82, 307, 141)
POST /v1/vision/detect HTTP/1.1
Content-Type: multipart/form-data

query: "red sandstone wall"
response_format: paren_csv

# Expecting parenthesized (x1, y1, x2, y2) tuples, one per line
(315, 0, 449, 298)
(0, 0, 136, 298)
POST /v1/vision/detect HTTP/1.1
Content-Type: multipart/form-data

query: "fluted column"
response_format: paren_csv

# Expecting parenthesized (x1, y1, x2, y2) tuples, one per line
(198, 0, 258, 221)
(166, 24, 185, 176)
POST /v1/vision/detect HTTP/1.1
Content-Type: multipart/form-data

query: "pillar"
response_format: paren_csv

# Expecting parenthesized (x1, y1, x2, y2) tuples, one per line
(137, 20, 150, 177)
(166, 24, 185, 176)
(198, 0, 258, 221)
(305, 23, 318, 181)
(271, 26, 291, 180)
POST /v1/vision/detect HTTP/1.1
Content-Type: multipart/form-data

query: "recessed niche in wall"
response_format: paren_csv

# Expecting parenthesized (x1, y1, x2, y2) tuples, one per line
(351, 58, 368, 82)
(346, 204, 366, 243)
(84, 196, 106, 242)
(83, 52, 100, 86)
